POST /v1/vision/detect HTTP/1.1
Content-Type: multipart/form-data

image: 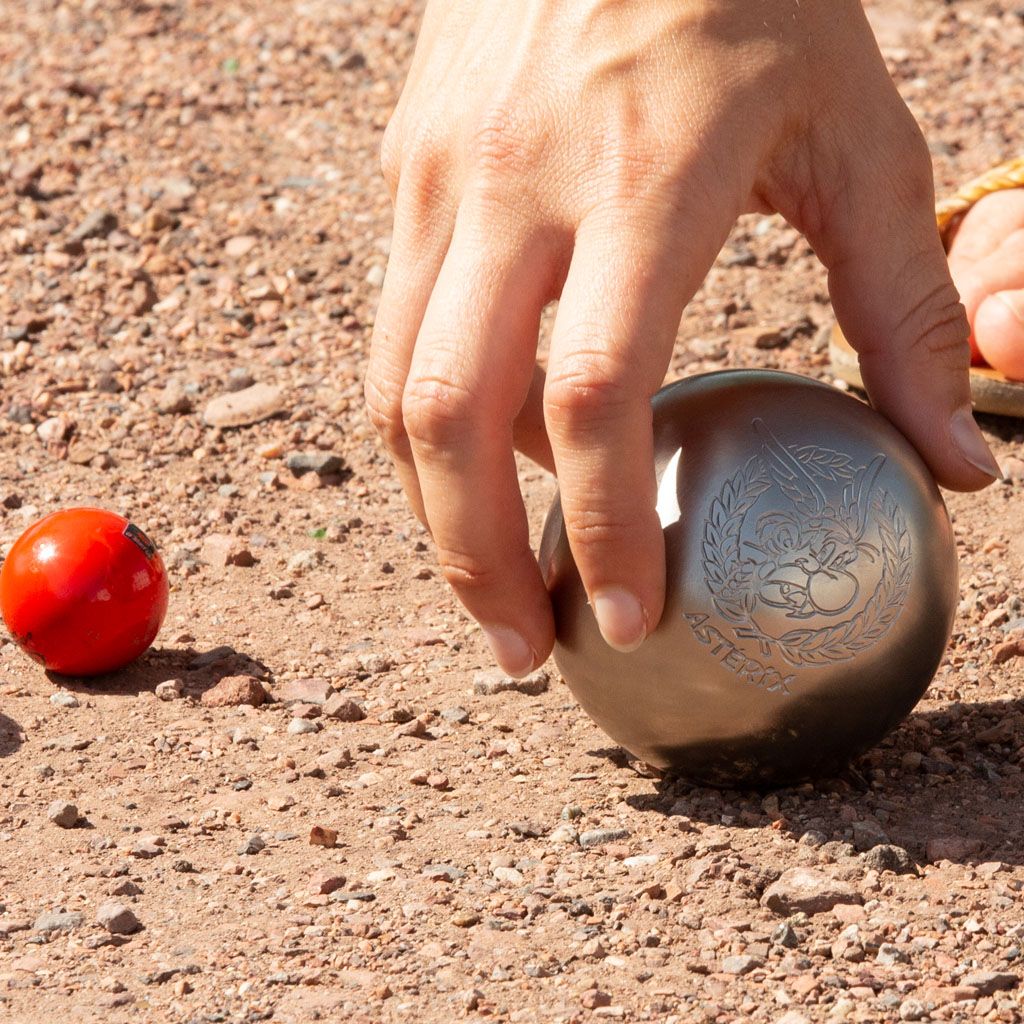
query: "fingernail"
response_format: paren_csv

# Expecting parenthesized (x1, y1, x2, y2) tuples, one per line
(482, 625, 537, 678)
(950, 405, 1001, 480)
(591, 587, 648, 652)
(995, 290, 1024, 325)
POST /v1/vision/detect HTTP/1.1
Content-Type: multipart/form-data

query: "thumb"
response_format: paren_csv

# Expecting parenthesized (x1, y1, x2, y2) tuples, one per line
(812, 129, 1000, 491)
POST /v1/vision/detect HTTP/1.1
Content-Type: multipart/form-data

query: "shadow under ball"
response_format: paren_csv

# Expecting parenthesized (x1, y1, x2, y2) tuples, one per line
(541, 370, 958, 788)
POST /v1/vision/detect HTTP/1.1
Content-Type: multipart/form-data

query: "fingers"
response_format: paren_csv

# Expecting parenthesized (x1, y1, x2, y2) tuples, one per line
(544, 206, 727, 651)
(365, 163, 456, 523)
(812, 119, 1000, 490)
(947, 193, 1024, 379)
(403, 205, 562, 675)
(975, 286, 1024, 380)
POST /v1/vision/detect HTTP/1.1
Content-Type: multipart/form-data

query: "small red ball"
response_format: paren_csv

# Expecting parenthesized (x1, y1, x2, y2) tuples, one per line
(0, 508, 169, 676)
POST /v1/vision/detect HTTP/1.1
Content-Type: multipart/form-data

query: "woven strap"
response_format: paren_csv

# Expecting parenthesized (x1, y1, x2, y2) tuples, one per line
(936, 156, 1024, 243)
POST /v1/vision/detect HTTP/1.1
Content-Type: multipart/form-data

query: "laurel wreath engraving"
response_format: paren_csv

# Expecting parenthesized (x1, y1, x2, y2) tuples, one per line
(701, 448, 912, 668)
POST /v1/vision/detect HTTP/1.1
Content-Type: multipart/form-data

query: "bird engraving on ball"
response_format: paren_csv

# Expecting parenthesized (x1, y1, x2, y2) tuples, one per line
(542, 370, 957, 787)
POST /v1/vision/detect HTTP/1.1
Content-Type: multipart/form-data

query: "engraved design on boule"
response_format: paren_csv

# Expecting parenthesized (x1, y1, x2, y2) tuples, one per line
(697, 417, 913, 674)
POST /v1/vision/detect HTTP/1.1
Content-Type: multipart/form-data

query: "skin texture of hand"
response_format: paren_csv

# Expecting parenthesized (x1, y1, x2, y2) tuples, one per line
(365, 0, 1000, 677)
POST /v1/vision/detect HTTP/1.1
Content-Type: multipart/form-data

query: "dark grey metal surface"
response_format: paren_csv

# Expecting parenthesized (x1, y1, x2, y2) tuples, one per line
(541, 369, 958, 787)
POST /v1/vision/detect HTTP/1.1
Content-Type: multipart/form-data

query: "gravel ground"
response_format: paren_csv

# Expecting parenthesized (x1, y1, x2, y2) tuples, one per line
(2, 2, 1024, 1022)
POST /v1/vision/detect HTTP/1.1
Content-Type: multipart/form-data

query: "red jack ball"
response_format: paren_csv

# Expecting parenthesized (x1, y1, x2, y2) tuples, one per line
(0, 507, 169, 676)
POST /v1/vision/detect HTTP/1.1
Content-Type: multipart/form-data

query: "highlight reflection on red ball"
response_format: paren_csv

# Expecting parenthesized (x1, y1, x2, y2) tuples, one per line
(0, 508, 168, 676)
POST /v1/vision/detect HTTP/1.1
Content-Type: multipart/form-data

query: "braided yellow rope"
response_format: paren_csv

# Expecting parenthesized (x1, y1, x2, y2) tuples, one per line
(936, 155, 1024, 243)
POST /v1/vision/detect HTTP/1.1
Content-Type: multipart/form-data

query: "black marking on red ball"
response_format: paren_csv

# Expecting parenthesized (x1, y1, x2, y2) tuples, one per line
(123, 522, 157, 560)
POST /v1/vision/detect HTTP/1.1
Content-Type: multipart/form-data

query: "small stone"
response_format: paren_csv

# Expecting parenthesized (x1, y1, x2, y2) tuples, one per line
(309, 826, 337, 848)
(154, 679, 183, 701)
(285, 452, 345, 477)
(200, 533, 255, 567)
(35, 911, 83, 932)
(267, 794, 295, 811)
(365, 263, 386, 288)
(579, 828, 630, 849)
(322, 694, 365, 721)
(71, 209, 118, 242)
(721, 954, 763, 976)
(310, 870, 346, 895)
(287, 718, 319, 735)
(96, 901, 140, 935)
(203, 383, 284, 428)
(237, 834, 265, 856)
(427, 773, 450, 790)
(423, 864, 464, 882)
(200, 675, 267, 708)
(278, 677, 332, 704)
(473, 669, 550, 697)
(287, 549, 324, 575)
(862, 844, 913, 874)
(49, 691, 79, 708)
(225, 235, 258, 258)
(770, 922, 800, 948)
(394, 717, 427, 738)
(876, 943, 911, 965)
(761, 867, 862, 916)
(451, 910, 480, 928)
(441, 706, 470, 725)
(962, 971, 1018, 995)
(157, 385, 192, 415)
(581, 990, 612, 1009)
(48, 800, 79, 828)
(898, 999, 927, 1021)
(925, 836, 983, 862)
(993, 636, 1024, 665)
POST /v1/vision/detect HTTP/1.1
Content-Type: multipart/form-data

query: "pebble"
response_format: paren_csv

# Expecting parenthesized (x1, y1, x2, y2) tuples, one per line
(96, 901, 141, 935)
(579, 828, 630, 849)
(278, 677, 332, 704)
(201, 533, 255, 567)
(862, 844, 913, 874)
(49, 691, 79, 708)
(441, 706, 470, 725)
(200, 676, 267, 708)
(224, 235, 258, 258)
(322, 693, 365, 721)
(203, 383, 285, 428)
(287, 718, 319, 735)
(309, 826, 337, 848)
(472, 668, 551, 697)
(70, 209, 118, 242)
(451, 910, 479, 928)
(285, 452, 345, 477)
(721, 954, 763, 975)
(423, 864, 464, 882)
(155, 679, 184, 701)
(47, 800, 79, 828)
(963, 971, 1019, 994)
(876, 943, 910, 965)
(309, 870, 346, 895)
(287, 549, 324, 575)
(237, 835, 265, 856)
(761, 868, 862, 916)
(898, 999, 927, 1021)
(34, 911, 84, 932)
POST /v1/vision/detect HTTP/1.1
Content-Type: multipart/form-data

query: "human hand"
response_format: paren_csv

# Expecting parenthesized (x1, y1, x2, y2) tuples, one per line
(366, 0, 999, 676)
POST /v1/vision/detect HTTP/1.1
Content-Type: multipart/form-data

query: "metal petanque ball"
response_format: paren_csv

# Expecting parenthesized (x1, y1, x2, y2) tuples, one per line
(541, 369, 958, 787)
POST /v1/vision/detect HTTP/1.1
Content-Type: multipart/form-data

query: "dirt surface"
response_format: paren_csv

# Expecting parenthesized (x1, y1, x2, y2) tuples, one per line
(2, 2, 1024, 1022)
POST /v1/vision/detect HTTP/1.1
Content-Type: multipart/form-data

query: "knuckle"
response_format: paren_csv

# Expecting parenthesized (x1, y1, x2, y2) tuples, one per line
(363, 372, 406, 449)
(468, 103, 542, 179)
(561, 507, 635, 550)
(380, 119, 402, 191)
(435, 545, 501, 592)
(544, 349, 636, 430)
(402, 373, 477, 450)
(904, 295, 971, 367)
